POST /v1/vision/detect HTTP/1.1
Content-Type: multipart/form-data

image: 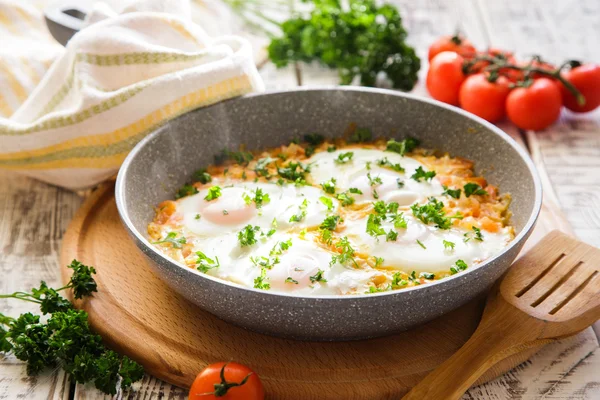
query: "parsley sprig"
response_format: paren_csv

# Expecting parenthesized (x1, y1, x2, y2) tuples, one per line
(0, 260, 144, 395)
(464, 183, 488, 197)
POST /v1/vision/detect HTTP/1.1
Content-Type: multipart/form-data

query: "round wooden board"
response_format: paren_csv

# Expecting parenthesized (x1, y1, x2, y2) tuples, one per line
(60, 183, 544, 400)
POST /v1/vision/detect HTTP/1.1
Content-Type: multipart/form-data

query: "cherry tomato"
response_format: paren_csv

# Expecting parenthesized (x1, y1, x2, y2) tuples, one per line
(426, 51, 466, 105)
(428, 34, 476, 61)
(506, 78, 562, 131)
(560, 64, 600, 113)
(188, 362, 264, 400)
(459, 74, 511, 123)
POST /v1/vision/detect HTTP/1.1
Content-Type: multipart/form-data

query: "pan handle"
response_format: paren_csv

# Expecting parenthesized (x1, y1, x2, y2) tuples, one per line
(44, 1, 90, 46)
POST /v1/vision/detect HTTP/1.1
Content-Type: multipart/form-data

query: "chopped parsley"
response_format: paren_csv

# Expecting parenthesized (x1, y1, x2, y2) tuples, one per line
(366, 214, 386, 238)
(376, 157, 405, 172)
(238, 225, 261, 247)
(416, 239, 426, 249)
(309, 269, 327, 283)
(243, 188, 271, 208)
(450, 259, 468, 275)
(270, 239, 293, 256)
(195, 214, 201, 220)
(193, 169, 212, 184)
(464, 183, 488, 197)
(397, 178, 405, 188)
(303, 133, 325, 145)
(223, 210, 229, 215)
(334, 151, 354, 164)
(411, 197, 459, 230)
(285, 277, 299, 284)
(319, 196, 334, 212)
(442, 186, 461, 199)
(348, 127, 372, 143)
(254, 157, 275, 177)
(443, 240, 455, 250)
(204, 186, 222, 201)
(336, 188, 362, 206)
(374, 257, 384, 267)
(411, 166, 436, 182)
(219, 149, 253, 165)
(320, 215, 341, 231)
(367, 172, 383, 186)
(330, 237, 358, 267)
(153, 232, 186, 249)
(320, 177, 337, 194)
(385, 137, 420, 156)
(175, 184, 198, 199)
(372, 201, 406, 229)
(254, 268, 270, 290)
(327, 145, 337, 152)
(420, 272, 435, 280)
(289, 199, 309, 223)
(391, 272, 408, 288)
(277, 161, 310, 185)
(195, 251, 220, 273)
(464, 226, 484, 242)
(386, 230, 398, 242)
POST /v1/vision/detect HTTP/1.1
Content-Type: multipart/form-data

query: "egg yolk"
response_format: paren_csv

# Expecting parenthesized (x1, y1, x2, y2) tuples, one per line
(198, 188, 257, 225)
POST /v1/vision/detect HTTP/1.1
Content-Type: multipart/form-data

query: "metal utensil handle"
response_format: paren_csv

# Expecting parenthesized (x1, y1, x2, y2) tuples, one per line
(44, 1, 89, 46)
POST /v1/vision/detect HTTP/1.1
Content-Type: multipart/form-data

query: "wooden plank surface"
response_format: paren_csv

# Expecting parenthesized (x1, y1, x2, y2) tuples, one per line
(1, 0, 599, 399)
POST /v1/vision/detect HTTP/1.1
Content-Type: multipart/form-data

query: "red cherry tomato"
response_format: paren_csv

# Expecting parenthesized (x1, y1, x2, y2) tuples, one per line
(188, 362, 264, 400)
(506, 78, 562, 131)
(560, 64, 600, 113)
(426, 51, 466, 105)
(459, 74, 511, 123)
(428, 35, 476, 62)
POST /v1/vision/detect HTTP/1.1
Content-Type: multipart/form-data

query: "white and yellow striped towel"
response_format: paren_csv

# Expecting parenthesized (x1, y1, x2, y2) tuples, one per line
(0, 0, 264, 190)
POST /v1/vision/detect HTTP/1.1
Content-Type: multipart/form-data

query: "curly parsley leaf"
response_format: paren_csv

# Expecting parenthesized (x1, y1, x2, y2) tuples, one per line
(175, 184, 198, 199)
(204, 186, 222, 201)
(309, 270, 327, 283)
(268, 1, 420, 90)
(386, 137, 420, 156)
(335, 151, 354, 164)
(153, 232, 186, 249)
(464, 183, 488, 197)
(411, 166, 436, 182)
(442, 185, 461, 199)
(320, 177, 337, 194)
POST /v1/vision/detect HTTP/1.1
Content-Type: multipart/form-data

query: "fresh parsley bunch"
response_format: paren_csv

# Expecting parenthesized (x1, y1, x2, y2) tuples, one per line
(268, 0, 420, 90)
(0, 260, 144, 395)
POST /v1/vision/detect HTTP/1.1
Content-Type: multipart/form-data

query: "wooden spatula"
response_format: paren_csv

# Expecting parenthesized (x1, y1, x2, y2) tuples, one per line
(403, 230, 600, 400)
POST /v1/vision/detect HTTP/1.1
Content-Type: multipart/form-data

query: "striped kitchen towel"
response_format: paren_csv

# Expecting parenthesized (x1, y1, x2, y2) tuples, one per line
(0, 0, 264, 190)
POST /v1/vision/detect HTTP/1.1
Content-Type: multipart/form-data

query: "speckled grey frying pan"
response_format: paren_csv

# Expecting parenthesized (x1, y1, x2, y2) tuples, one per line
(115, 87, 542, 341)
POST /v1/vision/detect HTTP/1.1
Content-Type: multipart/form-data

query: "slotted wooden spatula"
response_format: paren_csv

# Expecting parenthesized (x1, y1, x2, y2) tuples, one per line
(403, 230, 600, 400)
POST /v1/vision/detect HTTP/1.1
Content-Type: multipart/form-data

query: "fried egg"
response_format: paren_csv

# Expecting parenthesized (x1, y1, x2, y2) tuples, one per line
(150, 141, 514, 296)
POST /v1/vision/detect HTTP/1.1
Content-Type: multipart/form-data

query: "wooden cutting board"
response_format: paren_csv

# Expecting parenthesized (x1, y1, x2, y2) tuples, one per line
(59, 182, 566, 400)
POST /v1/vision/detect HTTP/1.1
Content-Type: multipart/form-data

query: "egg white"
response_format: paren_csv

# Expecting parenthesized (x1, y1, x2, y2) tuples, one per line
(306, 149, 442, 205)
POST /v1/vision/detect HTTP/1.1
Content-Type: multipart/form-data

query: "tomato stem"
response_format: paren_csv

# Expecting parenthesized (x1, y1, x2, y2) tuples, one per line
(464, 55, 586, 106)
(201, 363, 253, 397)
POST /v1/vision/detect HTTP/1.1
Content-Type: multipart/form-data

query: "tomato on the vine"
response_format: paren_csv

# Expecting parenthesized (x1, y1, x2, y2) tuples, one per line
(188, 362, 264, 400)
(506, 78, 562, 131)
(459, 74, 511, 123)
(560, 64, 600, 113)
(426, 51, 466, 105)
(428, 35, 476, 61)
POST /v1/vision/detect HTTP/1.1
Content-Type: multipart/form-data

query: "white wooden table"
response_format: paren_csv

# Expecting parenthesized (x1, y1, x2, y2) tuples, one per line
(1, 0, 600, 398)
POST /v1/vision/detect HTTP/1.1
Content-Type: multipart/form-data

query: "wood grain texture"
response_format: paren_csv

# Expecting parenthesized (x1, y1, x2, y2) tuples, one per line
(405, 231, 600, 400)
(59, 183, 556, 400)
(2, 0, 599, 398)
(0, 170, 80, 400)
